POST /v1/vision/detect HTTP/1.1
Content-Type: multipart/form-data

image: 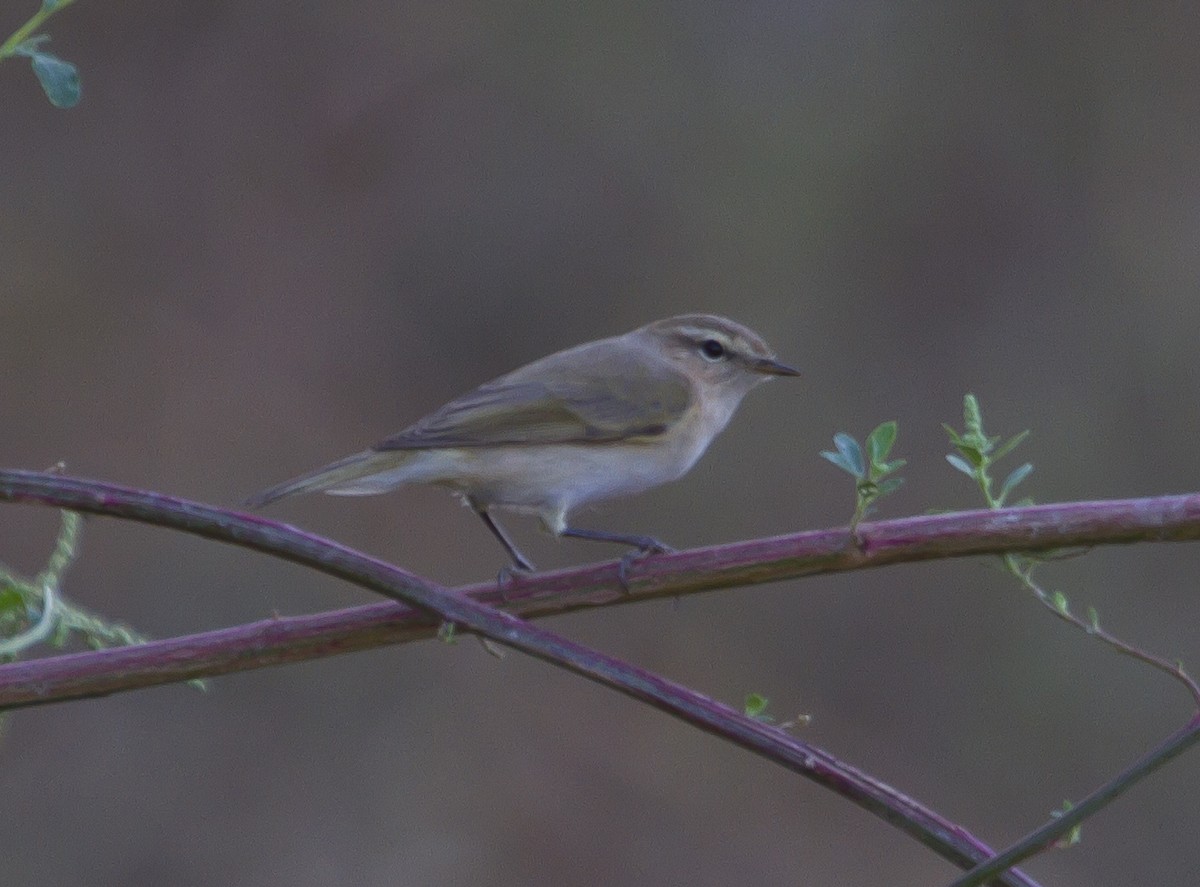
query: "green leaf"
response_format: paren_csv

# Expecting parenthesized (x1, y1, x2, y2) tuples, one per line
(820, 450, 856, 475)
(831, 432, 865, 478)
(962, 394, 983, 435)
(0, 586, 24, 615)
(875, 477, 904, 497)
(956, 444, 985, 467)
(993, 429, 1030, 462)
(29, 50, 80, 108)
(1050, 801, 1082, 847)
(946, 454, 975, 477)
(1058, 825, 1083, 848)
(866, 421, 897, 465)
(822, 431, 867, 478)
(998, 463, 1033, 505)
(1052, 591, 1070, 616)
(942, 423, 966, 448)
(13, 35, 50, 53)
(879, 458, 907, 476)
(744, 692, 771, 720)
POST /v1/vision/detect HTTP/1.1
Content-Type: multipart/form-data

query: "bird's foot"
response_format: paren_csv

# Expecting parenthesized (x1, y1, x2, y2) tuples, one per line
(616, 537, 675, 592)
(495, 560, 536, 601)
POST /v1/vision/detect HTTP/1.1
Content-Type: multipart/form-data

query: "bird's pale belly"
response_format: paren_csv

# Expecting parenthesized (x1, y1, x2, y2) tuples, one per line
(431, 439, 705, 514)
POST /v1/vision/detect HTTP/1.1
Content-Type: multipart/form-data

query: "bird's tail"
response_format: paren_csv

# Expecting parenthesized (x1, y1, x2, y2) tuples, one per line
(244, 449, 412, 508)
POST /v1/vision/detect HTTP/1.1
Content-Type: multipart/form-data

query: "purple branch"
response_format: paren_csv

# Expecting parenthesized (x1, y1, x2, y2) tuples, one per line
(10, 473, 1200, 884)
(2, 484, 1197, 707)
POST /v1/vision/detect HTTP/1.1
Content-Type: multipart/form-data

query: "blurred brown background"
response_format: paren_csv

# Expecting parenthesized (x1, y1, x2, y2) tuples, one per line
(4, 3, 1200, 885)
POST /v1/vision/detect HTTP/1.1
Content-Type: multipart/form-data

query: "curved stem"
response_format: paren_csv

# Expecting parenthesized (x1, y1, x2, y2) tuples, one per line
(0, 0, 77, 60)
(0, 582, 56, 656)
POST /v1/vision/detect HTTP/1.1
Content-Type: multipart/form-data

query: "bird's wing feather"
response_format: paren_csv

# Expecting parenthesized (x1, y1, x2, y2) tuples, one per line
(375, 338, 692, 450)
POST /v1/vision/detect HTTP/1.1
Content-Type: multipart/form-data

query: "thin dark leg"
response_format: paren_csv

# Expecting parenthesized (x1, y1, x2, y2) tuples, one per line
(473, 505, 536, 572)
(560, 526, 675, 589)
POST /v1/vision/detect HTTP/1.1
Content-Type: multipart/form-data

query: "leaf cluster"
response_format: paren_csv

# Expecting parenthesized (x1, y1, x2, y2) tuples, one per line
(821, 421, 907, 530)
(944, 394, 1032, 508)
(0, 510, 154, 660)
(1, 0, 82, 108)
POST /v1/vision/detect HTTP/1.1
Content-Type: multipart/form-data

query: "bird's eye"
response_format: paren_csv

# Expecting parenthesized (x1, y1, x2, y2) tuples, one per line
(700, 339, 726, 361)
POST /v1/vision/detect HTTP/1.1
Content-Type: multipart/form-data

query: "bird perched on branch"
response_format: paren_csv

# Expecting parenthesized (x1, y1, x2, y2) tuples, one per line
(247, 314, 798, 573)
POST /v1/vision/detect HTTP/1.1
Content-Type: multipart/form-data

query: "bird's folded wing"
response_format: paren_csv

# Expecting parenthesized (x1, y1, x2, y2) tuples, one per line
(375, 341, 692, 450)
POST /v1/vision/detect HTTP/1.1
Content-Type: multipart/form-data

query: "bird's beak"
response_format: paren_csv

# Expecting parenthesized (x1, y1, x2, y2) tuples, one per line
(751, 356, 801, 377)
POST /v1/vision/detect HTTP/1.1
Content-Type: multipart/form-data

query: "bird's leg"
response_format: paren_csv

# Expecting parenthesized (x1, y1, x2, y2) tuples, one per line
(559, 526, 675, 590)
(472, 504, 536, 596)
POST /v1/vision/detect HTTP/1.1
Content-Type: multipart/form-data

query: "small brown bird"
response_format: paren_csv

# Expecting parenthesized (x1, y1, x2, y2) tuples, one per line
(247, 314, 798, 570)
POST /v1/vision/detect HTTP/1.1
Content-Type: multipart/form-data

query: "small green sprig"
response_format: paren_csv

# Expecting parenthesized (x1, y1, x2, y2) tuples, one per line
(438, 621, 507, 659)
(1, 509, 154, 658)
(821, 421, 906, 531)
(943, 394, 1032, 508)
(1, 0, 82, 109)
(1049, 801, 1082, 849)
(943, 394, 1200, 709)
(743, 692, 810, 730)
(743, 692, 771, 720)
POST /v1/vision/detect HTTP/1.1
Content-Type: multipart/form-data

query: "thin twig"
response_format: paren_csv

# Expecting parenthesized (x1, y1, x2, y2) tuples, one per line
(0, 582, 56, 656)
(0, 0, 77, 60)
(1006, 554, 1200, 708)
(947, 713, 1200, 887)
